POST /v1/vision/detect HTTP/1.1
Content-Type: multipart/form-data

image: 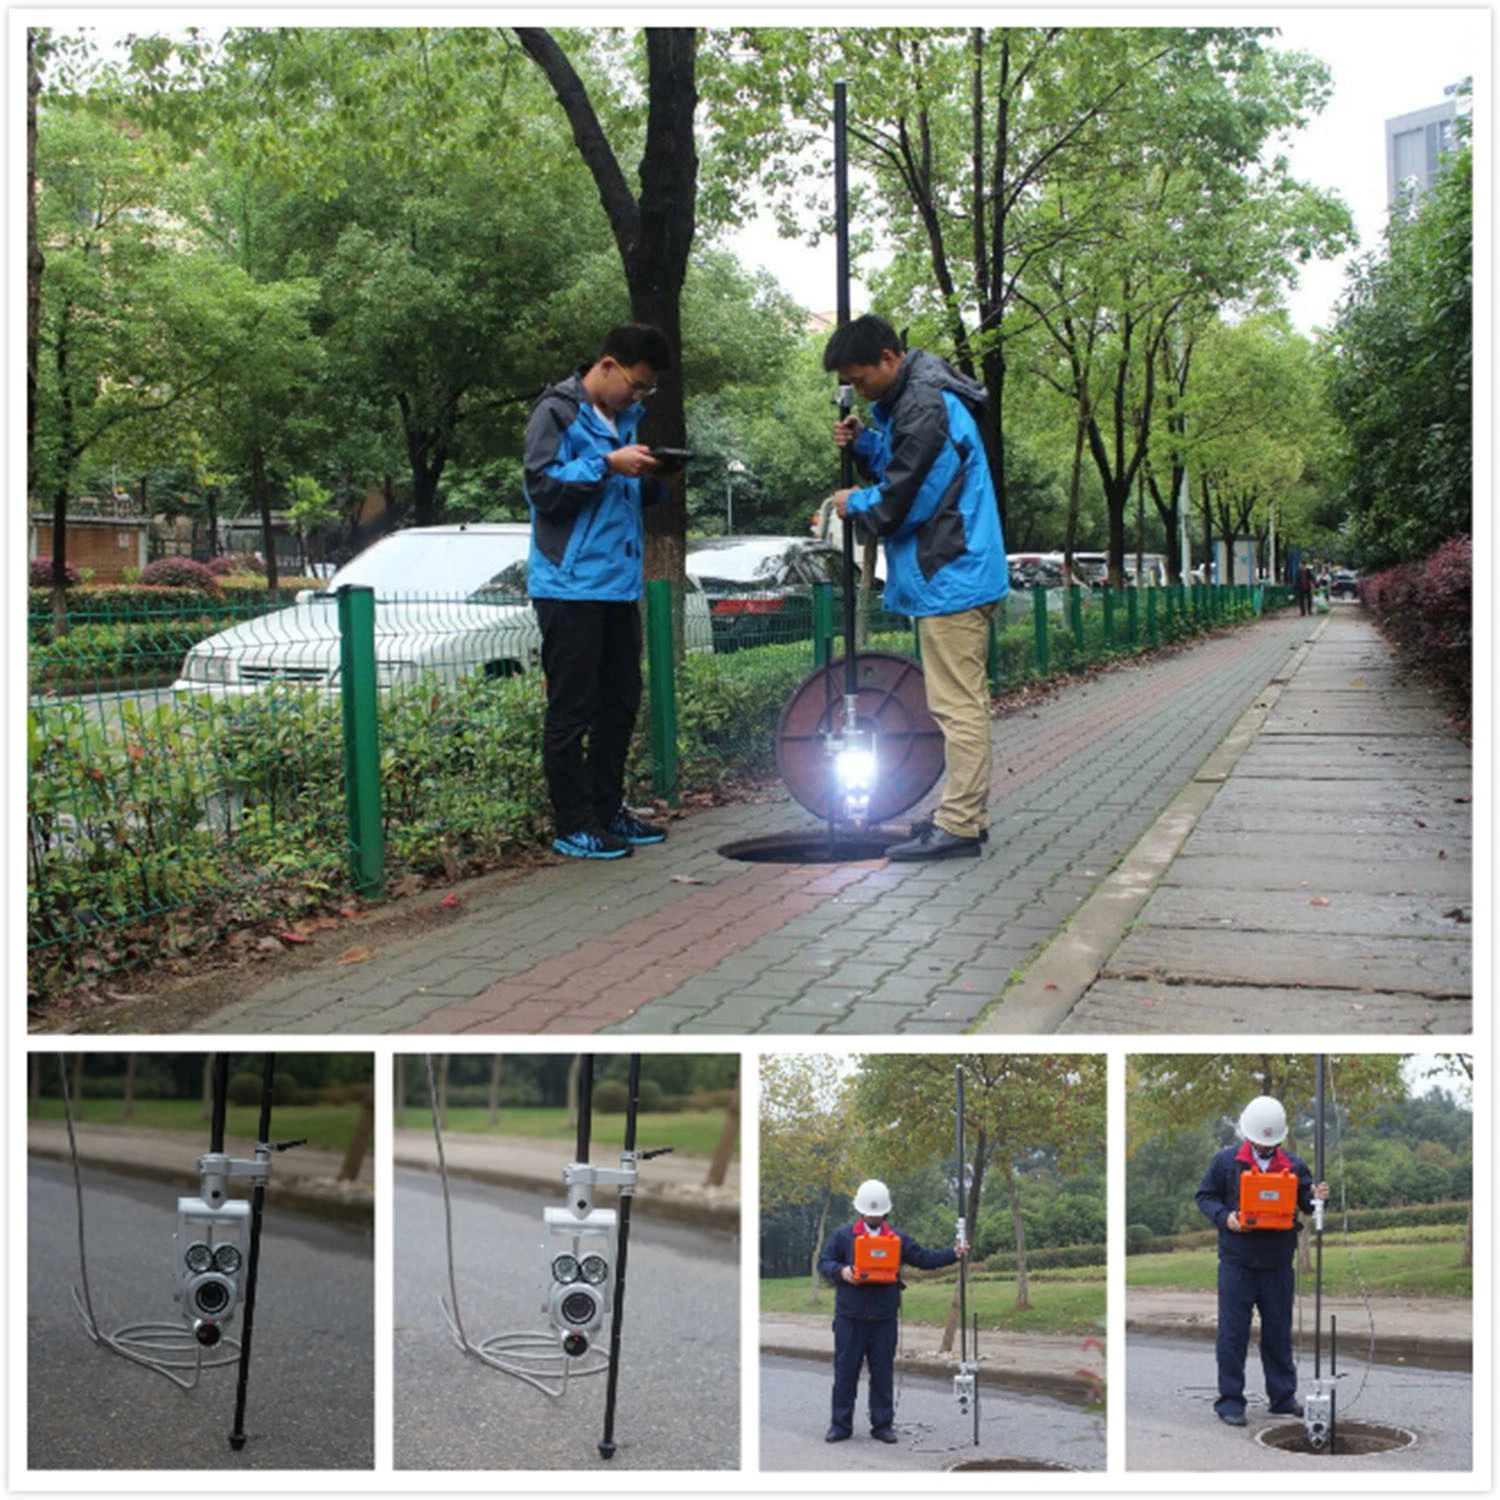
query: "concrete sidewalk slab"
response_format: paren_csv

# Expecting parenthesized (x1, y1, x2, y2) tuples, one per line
(981, 607, 1472, 1034)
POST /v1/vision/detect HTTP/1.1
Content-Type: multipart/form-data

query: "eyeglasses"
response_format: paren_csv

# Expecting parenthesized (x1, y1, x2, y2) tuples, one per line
(613, 362, 658, 399)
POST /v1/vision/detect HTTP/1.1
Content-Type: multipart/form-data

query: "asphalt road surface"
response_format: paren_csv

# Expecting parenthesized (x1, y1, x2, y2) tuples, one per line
(393, 1166, 740, 1471)
(759, 1354, 1106, 1472)
(28, 1159, 374, 1471)
(1127, 1331, 1473, 1473)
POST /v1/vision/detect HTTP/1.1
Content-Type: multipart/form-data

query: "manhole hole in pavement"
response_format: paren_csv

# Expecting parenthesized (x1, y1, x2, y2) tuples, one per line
(718, 832, 901, 864)
(946, 1458, 1078, 1472)
(1255, 1420, 1417, 1455)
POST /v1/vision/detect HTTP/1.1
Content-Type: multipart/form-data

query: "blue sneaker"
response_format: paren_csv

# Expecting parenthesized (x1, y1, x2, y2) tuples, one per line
(553, 826, 633, 860)
(607, 808, 668, 845)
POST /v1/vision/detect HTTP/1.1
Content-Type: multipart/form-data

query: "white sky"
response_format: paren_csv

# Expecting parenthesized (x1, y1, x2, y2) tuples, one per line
(721, 9, 1489, 336)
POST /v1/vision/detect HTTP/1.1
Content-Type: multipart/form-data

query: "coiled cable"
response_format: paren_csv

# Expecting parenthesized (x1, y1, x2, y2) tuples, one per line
(59, 1054, 240, 1390)
(424, 1054, 607, 1398)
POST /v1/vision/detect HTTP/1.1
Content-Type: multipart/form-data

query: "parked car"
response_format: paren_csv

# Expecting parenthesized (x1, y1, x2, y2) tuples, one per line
(173, 523, 712, 695)
(687, 534, 903, 651)
(1329, 568, 1359, 599)
(1007, 553, 1092, 591)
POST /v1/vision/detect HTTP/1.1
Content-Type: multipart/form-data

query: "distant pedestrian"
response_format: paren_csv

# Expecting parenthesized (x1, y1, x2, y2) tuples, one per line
(1196, 1095, 1329, 1427)
(523, 323, 672, 860)
(1294, 567, 1314, 617)
(825, 315, 1009, 861)
(818, 1178, 968, 1445)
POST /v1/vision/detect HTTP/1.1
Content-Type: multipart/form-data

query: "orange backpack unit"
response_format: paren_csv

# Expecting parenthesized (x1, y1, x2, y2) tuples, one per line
(852, 1226, 900, 1283)
(1238, 1169, 1298, 1230)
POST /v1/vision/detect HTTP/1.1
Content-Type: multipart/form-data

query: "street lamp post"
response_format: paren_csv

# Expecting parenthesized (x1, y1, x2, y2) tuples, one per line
(725, 458, 747, 536)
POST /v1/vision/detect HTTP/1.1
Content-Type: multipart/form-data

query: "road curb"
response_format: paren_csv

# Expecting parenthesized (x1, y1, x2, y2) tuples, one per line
(1126, 1315, 1472, 1370)
(974, 616, 1327, 1032)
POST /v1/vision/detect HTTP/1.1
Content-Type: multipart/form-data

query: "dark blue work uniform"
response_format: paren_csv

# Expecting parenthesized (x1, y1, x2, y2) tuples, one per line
(817, 1220, 958, 1438)
(1196, 1142, 1316, 1418)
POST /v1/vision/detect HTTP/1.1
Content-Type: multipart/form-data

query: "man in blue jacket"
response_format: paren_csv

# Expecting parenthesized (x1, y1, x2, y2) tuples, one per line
(1196, 1095, 1329, 1427)
(523, 324, 671, 860)
(818, 1178, 967, 1444)
(826, 316, 1009, 861)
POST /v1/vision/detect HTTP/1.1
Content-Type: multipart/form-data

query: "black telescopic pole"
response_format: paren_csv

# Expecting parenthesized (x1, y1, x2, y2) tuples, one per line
(210, 1053, 230, 1155)
(598, 1053, 642, 1460)
(229, 1052, 276, 1451)
(956, 1064, 967, 1370)
(833, 79, 858, 715)
(577, 1055, 595, 1166)
(1314, 1054, 1325, 1385)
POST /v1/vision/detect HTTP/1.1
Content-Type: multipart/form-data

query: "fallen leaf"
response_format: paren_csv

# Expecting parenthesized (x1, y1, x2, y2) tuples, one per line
(670, 875, 706, 885)
(1349, 1003, 1367, 1012)
(255, 936, 284, 955)
(1438, 850, 1448, 860)
(339, 945, 377, 965)
(274, 931, 312, 944)
(1309, 896, 1331, 907)
(441, 893, 461, 907)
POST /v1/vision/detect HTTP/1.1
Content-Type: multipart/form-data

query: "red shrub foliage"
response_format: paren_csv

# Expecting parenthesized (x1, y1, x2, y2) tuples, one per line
(138, 557, 221, 590)
(207, 553, 265, 575)
(1360, 534, 1470, 728)
(29, 556, 80, 587)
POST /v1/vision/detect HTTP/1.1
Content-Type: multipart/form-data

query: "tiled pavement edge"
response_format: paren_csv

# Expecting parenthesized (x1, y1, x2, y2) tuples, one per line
(981, 607, 1472, 1034)
(191, 609, 1324, 1036)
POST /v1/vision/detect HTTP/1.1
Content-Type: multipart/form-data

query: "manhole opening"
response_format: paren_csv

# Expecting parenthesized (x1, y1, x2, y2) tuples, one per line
(718, 832, 900, 864)
(1256, 1420, 1416, 1456)
(947, 1458, 1077, 1472)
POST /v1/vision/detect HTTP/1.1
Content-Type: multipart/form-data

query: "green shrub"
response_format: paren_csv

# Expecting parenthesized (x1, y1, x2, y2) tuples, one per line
(593, 1079, 630, 1113)
(1126, 1223, 1155, 1256)
(227, 1071, 263, 1106)
(140, 558, 221, 590)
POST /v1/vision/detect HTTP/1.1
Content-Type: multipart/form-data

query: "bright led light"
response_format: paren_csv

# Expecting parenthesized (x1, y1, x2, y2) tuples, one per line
(184, 1242, 214, 1274)
(213, 1243, 242, 1274)
(552, 1253, 581, 1284)
(579, 1253, 608, 1285)
(835, 747, 876, 789)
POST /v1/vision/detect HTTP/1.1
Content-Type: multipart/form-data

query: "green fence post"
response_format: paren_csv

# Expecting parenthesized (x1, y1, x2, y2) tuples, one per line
(986, 607, 1000, 692)
(645, 579, 679, 805)
(1032, 585, 1050, 676)
(1145, 586, 1158, 647)
(1102, 588, 1116, 654)
(1126, 586, 1140, 648)
(338, 584, 384, 898)
(1068, 584, 1083, 658)
(812, 581, 834, 670)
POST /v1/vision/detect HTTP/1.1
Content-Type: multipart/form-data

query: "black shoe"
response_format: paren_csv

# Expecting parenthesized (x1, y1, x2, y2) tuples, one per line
(908, 815, 988, 845)
(1269, 1399, 1304, 1417)
(825, 1427, 851, 1443)
(553, 826, 633, 860)
(871, 1428, 898, 1443)
(1217, 1408, 1247, 1427)
(607, 807, 668, 845)
(886, 824, 982, 861)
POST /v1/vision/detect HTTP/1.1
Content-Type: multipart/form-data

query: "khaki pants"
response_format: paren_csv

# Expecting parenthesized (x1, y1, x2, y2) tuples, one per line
(917, 604, 996, 838)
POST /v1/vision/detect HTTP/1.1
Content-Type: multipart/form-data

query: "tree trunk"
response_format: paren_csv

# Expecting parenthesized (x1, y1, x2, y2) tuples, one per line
(340, 1085, 375, 1181)
(27, 33, 42, 511)
(705, 1075, 739, 1188)
(488, 1055, 502, 1127)
(394, 1054, 406, 1130)
(202, 1054, 214, 1120)
(71, 1053, 84, 1121)
(253, 446, 278, 592)
(30, 1053, 41, 1118)
(1007, 1161, 1031, 1309)
(51, 301, 74, 636)
(438, 1053, 450, 1130)
(123, 1054, 136, 1120)
(810, 1191, 832, 1304)
(1462, 1199, 1472, 1269)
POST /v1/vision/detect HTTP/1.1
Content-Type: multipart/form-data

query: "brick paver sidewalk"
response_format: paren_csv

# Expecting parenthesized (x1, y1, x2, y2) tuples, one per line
(192, 609, 1319, 1035)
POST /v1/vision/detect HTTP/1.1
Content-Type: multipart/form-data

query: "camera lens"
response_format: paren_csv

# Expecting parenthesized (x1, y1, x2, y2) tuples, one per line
(184, 1242, 214, 1274)
(194, 1278, 231, 1315)
(560, 1289, 596, 1326)
(194, 1319, 222, 1348)
(551, 1253, 581, 1284)
(562, 1331, 589, 1358)
(213, 1243, 242, 1274)
(579, 1254, 608, 1285)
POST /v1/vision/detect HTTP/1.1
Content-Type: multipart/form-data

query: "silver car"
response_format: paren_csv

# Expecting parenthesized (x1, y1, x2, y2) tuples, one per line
(173, 523, 712, 695)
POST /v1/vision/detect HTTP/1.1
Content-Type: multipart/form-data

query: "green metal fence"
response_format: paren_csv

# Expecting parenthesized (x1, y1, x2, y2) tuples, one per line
(27, 579, 1285, 992)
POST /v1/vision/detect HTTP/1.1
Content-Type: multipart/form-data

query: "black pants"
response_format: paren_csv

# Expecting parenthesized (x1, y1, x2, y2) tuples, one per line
(534, 598, 642, 835)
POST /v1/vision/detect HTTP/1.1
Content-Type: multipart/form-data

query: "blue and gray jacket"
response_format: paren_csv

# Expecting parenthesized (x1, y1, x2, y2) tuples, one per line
(818, 1220, 959, 1321)
(845, 350, 1009, 619)
(1196, 1142, 1316, 1270)
(523, 372, 667, 602)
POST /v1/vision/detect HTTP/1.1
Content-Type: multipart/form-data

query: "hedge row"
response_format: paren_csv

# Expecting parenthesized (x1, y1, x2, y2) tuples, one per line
(1126, 1199, 1471, 1254)
(1359, 533, 1471, 728)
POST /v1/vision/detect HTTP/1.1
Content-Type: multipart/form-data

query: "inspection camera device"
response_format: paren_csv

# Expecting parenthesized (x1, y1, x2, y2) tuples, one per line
(429, 1053, 671, 1458)
(952, 1063, 979, 1444)
(62, 1053, 298, 1451)
(773, 81, 945, 840)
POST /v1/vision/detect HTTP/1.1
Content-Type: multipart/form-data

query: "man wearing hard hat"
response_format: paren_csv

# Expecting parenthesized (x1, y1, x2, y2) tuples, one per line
(1196, 1096, 1331, 1428)
(817, 1179, 968, 1445)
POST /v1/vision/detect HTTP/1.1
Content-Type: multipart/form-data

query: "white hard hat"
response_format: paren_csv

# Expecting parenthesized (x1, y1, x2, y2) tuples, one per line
(1239, 1096, 1288, 1147)
(853, 1179, 892, 1217)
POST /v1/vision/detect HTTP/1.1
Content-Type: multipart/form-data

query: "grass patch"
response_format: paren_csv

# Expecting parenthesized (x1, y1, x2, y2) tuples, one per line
(31, 1097, 365, 1154)
(760, 1275, 1105, 1338)
(1126, 1240, 1471, 1299)
(397, 1106, 734, 1160)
